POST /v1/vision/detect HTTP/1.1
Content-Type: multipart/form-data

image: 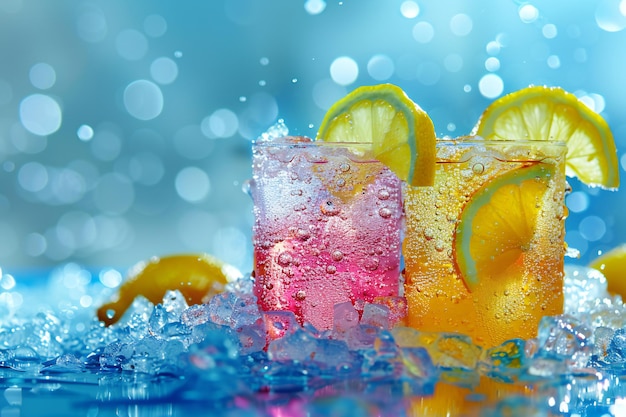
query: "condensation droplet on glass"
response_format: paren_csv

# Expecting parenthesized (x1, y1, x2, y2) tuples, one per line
(472, 163, 485, 174)
(326, 265, 337, 274)
(463, 84, 472, 93)
(377, 188, 390, 200)
(378, 207, 392, 218)
(259, 80, 266, 87)
(336, 178, 346, 187)
(260, 57, 270, 66)
(321, 200, 340, 216)
(295, 290, 306, 300)
(364, 257, 379, 271)
(447, 123, 456, 132)
(296, 228, 311, 241)
(339, 163, 350, 172)
(331, 250, 344, 262)
(277, 252, 292, 266)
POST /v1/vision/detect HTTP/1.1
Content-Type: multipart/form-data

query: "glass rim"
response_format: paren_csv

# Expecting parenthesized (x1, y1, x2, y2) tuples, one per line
(253, 137, 567, 148)
(436, 137, 567, 147)
(252, 139, 373, 148)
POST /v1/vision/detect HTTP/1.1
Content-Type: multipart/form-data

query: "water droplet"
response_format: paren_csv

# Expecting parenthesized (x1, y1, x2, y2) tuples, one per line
(377, 188, 390, 200)
(326, 265, 337, 274)
(295, 290, 306, 300)
(472, 163, 485, 174)
(290, 189, 303, 196)
(277, 252, 292, 266)
(296, 228, 311, 241)
(331, 250, 344, 261)
(378, 207, 392, 218)
(339, 163, 350, 172)
(265, 282, 274, 290)
(321, 200, 340, 216)
(364, 257, 379, 271)
(336, 178, 346, 187)
(424, 228, 435, 240)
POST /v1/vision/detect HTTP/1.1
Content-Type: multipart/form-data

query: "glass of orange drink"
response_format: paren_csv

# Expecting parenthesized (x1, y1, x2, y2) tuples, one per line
(402, 138, 567, 347)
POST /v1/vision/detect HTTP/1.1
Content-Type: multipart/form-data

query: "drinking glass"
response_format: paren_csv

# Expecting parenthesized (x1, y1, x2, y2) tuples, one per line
(250, 137, 403, 331)
(402, 138, 567, 347)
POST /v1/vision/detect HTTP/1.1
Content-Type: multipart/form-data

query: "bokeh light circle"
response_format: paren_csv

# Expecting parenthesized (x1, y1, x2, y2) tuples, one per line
(367, 55, 395, 81)
(330, 56, 359, 85)
(123, 80, 164, 121)
(150, 57, 178, 85)
(19, 94, 62, 136)
(175, 167, 211, 203)
(478, 74, 504, 99)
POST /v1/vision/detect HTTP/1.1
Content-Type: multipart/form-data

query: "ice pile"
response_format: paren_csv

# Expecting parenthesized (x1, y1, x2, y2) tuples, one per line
(3, 264, 626, 414)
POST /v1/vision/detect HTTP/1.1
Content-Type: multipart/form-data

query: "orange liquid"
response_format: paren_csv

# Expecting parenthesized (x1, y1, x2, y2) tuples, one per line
(402, 140, 567, 347)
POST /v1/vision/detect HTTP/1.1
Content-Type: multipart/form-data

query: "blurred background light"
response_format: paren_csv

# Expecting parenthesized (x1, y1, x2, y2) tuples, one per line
(0, 0, 624, 276)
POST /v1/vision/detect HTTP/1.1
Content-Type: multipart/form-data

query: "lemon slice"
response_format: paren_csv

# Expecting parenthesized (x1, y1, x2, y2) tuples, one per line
(589, 244, 626, 298)
(473, 85, 619, 190)
(97, 253, 239, 326)
(317, 84, 436, 186)
(454, 164, 554, 289)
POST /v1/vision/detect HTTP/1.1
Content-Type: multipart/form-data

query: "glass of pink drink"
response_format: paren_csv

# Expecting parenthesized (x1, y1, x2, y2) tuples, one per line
(250, 136, 403, 330)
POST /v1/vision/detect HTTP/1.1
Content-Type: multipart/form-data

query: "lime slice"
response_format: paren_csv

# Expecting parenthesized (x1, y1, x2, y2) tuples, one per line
(454, 164, 555, 289)
(473, 85, 619, 189)
(317, 84, 436, 186)
(97, 253, 239, 326)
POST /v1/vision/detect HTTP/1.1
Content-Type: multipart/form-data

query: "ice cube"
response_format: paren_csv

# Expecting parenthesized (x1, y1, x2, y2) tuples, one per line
(41, 353, 84, 373)
(267, 328, 318, 362)
(255, 119, 290, 143)
(162, 289, 189, 318)
(391, 327, 481, 370)
(333, 302, 360, 338)
(373, 296, 407, 327)
(530, 314, 592, 374)
(480, 339, 527, 380)
(564, 265, 610, 316)
(400, 347, 438, 382)
(360, 303, 390, 330)
(181, 303, 211, 327)
(263, 310, 299, 343)
(312, 338, 353, 371)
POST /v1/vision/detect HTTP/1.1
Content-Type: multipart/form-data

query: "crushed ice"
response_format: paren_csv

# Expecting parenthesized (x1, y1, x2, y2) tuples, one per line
(2, 263, 626, 413)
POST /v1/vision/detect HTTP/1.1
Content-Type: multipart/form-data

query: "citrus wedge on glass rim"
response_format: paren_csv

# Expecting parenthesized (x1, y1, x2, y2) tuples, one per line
(97, 253, 241, 326)
(453, 164, 557, 290)
(472, 85, 619, 189)
(317, 83, 437, 186)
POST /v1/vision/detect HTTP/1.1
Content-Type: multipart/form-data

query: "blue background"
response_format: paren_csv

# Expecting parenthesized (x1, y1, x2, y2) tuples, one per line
(1, 0, 625, 276)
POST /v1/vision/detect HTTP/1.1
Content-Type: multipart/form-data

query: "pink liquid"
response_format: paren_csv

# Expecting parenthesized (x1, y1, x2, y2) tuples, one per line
(251, 140, 402, 330)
